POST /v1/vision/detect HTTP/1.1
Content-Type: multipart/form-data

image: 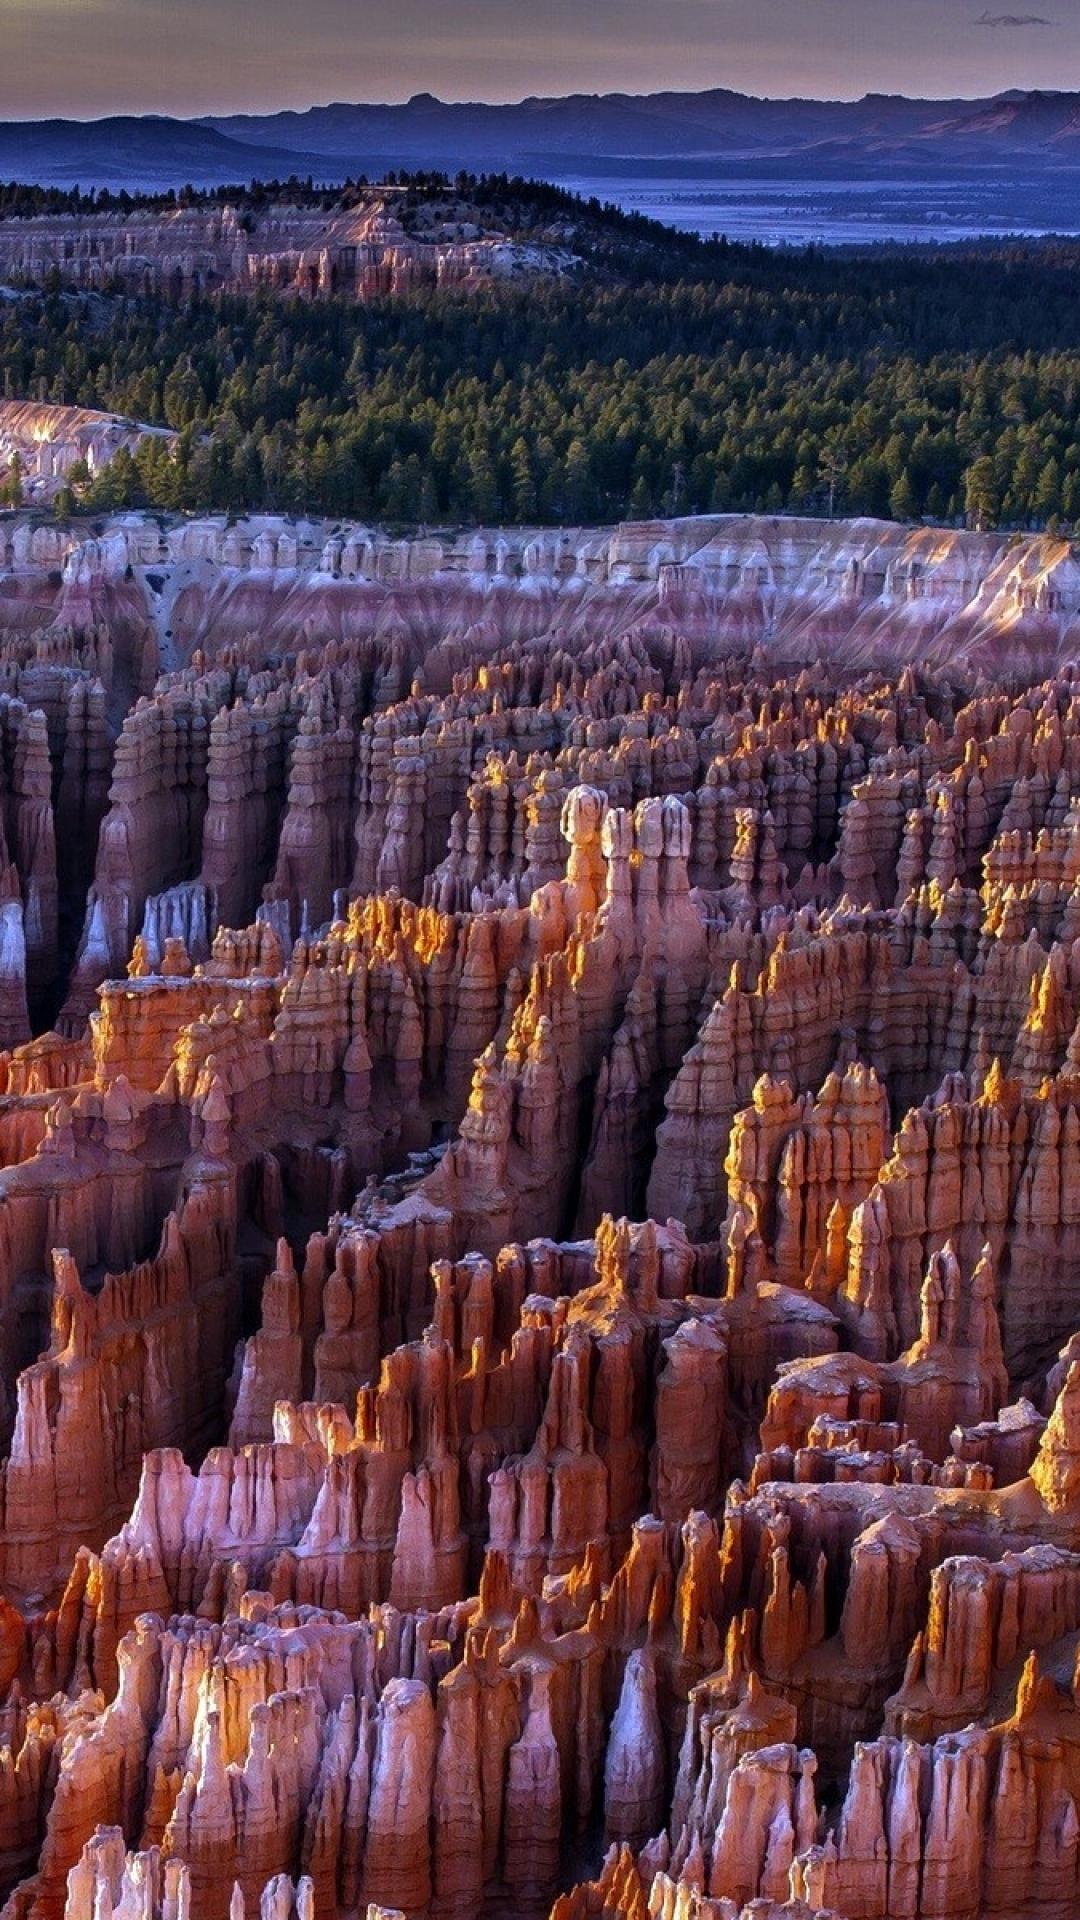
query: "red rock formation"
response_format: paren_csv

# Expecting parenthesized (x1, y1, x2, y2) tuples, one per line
(0, 510, 1079, 1920)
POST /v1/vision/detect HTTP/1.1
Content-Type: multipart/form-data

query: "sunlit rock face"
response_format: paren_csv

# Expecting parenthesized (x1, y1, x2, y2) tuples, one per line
(0, 510, 1077, 1920)
(0, 196, 578, 303)
(5, 508, 1080, 672)
(0, 401, 173, 503)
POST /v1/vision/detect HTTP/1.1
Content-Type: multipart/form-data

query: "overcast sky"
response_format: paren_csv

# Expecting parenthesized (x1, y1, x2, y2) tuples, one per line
(0, 0, 1074, 118)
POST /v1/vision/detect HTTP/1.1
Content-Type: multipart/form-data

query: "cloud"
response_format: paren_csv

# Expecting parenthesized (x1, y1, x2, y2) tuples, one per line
(974, 9, 1055, 22)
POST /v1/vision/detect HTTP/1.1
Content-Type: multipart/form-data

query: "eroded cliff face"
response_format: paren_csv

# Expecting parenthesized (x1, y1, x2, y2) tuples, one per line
(5, 508, 1080, 675)
(0, 197, 578, 303)
(0, 404, 174, 506)
(0, 511, 1076, 1920)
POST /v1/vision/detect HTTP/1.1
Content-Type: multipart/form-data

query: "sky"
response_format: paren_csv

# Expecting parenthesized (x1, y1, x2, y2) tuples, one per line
(0, 0, 1076, 119)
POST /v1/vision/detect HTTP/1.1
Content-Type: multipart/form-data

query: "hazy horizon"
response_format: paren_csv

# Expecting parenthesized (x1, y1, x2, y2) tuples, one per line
(0, 0, 1074, 122)
(0, 79, 1074, 127)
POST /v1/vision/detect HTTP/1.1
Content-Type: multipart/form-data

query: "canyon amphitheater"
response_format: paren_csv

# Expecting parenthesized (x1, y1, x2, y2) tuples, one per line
(0, 509, 1075, 1920)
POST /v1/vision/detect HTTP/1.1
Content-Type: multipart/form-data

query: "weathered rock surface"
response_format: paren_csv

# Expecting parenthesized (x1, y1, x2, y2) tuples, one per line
(0, 403, 173, 506)
(0, 510, 1074, 1919)
(0, 193, 579, 305)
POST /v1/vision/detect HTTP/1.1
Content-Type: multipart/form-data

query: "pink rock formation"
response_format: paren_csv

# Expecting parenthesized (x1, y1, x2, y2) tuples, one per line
(0, 403, 174, 506)
(0, 509, 1077, 1920)
(0, 193, 578, 307)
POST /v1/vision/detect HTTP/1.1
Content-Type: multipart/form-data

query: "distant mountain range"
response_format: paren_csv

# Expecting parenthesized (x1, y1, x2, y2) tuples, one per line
(4, 87, 1080, 192)
(0, 117, 334, 191)
(205, 87, 1080, 173)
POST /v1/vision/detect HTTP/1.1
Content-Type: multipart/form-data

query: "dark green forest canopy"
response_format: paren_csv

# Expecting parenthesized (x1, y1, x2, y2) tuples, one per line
(6, 184, 1080, 530)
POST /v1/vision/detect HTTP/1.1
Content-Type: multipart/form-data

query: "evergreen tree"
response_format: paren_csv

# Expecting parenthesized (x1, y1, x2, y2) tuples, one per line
(562, 438, 592, 522)
(964, 456, 999, 531)
(819, 437, 848, 519)
(510, 437, 536, 520)
(629, 473, 652, 518)
(162, 358, 205, 430)
(468, 441, 500, 522)
(889, 470, 917, 523)
(2, 451, 22, 508)
(1034, 456, 1062, 527)
(418, 471, 440, 523)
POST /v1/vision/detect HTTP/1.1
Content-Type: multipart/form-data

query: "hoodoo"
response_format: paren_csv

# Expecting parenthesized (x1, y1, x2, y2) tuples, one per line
(0, 507, 1076, 1920)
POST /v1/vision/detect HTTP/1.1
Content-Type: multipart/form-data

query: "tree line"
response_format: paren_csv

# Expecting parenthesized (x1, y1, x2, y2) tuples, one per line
(3, 210, 1080, 531)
